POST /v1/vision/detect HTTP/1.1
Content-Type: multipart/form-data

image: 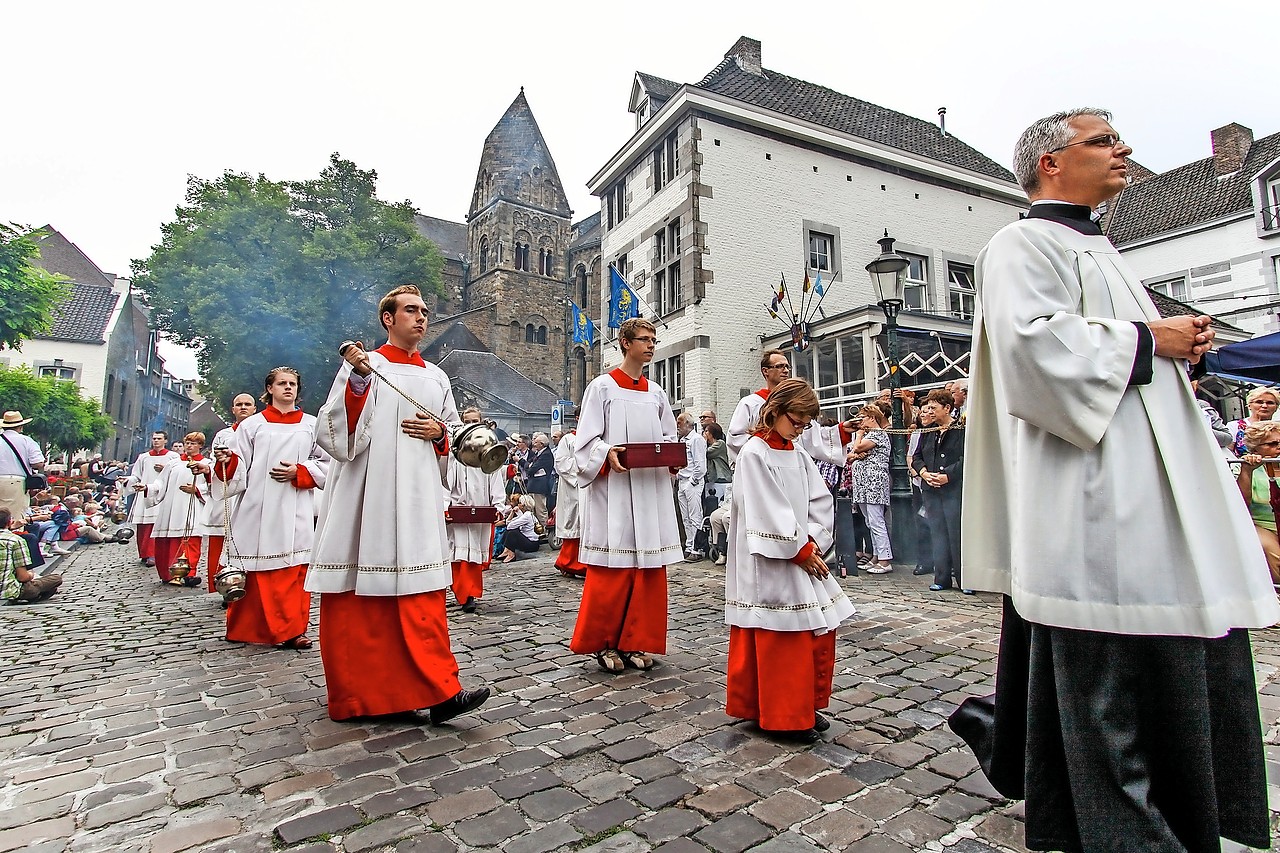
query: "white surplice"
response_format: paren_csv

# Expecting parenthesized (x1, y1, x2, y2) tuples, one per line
(553, 431, 581, 539)
(727, 391, 846, 465)
(220, 412, 329, 572)
(146, 457, 216, 538)
(123, 450, 181, 525)
(307, 350, 459, 596)
(202, 426, 240, 535)
(725, 435, 855, 634)
(964, 217, 1280, 637)
(575, 371, 681, 567)
(445, 455, 506, 564)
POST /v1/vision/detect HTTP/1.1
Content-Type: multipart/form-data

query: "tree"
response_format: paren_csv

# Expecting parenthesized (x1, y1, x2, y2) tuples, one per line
(0, 365, 113, 454)
(0, 224, 71, 350)
(132, 155, 444, 409)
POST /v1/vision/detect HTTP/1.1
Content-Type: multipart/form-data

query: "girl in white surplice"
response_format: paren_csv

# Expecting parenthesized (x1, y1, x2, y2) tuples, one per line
(724, 379, 855, 743)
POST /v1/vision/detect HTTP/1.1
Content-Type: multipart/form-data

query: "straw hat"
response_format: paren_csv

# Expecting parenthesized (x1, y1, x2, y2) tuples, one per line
(0, 411, 32, 429)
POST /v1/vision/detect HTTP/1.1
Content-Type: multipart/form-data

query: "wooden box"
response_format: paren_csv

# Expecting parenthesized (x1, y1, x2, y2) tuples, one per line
(446, 506, 499, 525)
(619, 442, 687, 469)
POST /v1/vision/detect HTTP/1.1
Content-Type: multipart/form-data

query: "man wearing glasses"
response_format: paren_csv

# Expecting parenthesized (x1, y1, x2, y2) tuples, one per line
(956, 108, 1278, 852)
(726, 350, 854, 465)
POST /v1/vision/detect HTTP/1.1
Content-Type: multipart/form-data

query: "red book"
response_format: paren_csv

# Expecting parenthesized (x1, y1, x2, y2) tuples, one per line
(619, 442, 687, 469)
(445, 506, 499, 524)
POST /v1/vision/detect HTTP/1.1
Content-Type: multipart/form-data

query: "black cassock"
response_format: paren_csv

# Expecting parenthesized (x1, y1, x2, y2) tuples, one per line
(952, 597, 1269, 853)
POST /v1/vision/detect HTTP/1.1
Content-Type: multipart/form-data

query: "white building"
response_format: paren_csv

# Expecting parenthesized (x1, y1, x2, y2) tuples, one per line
(1110, 122, 1280, 337)
(587, 36, 1027, 415)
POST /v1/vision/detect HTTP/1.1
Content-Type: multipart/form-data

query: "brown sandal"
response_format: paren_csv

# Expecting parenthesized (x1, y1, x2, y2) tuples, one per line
(280, 635, 313, 650)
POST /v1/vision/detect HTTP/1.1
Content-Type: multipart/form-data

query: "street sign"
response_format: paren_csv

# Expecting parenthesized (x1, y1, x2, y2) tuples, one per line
(550, 405, 563, 426)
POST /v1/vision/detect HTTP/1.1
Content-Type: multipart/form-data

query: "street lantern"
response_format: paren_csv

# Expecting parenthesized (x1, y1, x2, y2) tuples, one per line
(865, 231, 915, 567)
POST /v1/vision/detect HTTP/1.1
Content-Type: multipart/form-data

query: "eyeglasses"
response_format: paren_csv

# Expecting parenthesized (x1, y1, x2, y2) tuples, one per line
(1048, 133, 1125, 153)
(765, 363, 791, 371)
(783, 413, 813, 431)
(631, 336, 659, 345)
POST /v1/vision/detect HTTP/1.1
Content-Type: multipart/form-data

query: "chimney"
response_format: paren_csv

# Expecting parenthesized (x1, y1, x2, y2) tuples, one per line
(938, 106, 947, 137)
(725, 36, 763, 76)
(1210, 122, 1253, 176)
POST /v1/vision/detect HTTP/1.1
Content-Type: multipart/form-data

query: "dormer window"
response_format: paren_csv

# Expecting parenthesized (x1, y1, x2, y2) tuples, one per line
(1264, 176, 1280, 232)
(637, 99, 649, 130)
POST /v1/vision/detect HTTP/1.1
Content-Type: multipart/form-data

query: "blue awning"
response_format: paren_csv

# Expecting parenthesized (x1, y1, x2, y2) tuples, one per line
(1205, 334, 1280, 384)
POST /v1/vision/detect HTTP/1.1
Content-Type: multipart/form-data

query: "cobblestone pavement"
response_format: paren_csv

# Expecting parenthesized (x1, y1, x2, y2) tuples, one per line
(2, 542, 1279, 853)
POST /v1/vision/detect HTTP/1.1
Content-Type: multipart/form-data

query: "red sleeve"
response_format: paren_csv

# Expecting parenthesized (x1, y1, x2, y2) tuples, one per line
(433, 431, 449, 458)
(344, 383, 369, 434)
(212, 454, 239, 482)
(292, 465, 317, 490)
(790, 539, 817, 565)
(838, 423, 854, 446)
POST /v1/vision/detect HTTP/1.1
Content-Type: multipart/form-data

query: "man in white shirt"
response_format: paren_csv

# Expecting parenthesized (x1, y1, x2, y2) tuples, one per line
(675, 412, 707, 560)
(0, 411, 45, 516)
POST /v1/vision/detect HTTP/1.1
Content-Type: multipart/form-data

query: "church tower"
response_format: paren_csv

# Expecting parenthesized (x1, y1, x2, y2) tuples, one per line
(465, 90, 574, 387)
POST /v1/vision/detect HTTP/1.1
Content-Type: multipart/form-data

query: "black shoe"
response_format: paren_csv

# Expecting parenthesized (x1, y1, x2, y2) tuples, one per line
(461, 597, 477, 613)
(813, 711, 831, 732)
(183, 576, 202, 588)
(912, 566, 931, 576)
(429, 686, 491, 726)
(769, 727, 820, 744)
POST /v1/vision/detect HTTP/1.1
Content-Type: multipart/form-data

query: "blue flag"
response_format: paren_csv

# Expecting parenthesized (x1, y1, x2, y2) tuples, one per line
(608, 266, 640, 328)
(571, 301, 596, 347)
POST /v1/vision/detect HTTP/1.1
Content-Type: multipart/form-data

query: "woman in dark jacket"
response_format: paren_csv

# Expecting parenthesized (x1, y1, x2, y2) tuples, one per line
(915, 389, 969, 594)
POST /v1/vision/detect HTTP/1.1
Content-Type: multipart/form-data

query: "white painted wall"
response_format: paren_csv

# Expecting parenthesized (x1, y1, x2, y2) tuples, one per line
(5, 339, 109, 403)
(1118, 216, 1280, 336)
(599, 115, 1024, 416)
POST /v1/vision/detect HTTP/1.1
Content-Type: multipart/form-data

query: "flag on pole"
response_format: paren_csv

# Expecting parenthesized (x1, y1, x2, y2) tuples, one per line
(777, 275, 787, 302)
(803, 272, 813, 293)
(608, 266, 641, 328)
(814, 270, 824, 296)
(571, 301, 596, 347)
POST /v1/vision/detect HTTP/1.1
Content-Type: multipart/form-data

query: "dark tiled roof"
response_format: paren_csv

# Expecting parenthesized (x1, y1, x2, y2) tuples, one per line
(1108, 131, 1280, 245)
(636, 72, 680, 102)
(1145, 287, 1243, 333)
(469, 90, 573, 219)
(27, 227, 121, 343)
(690, 61, 1015, 183)
(414, 215, 468, 259)
(423, 322, 489, 362)
(437, 350, 557, 415)
(569, 211, 602, 251)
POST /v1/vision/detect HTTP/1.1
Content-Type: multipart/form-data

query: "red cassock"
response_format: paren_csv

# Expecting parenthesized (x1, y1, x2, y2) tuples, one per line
(569, 567, 668, 655)
(554, 538, 587, 578)
(726, 627, 836, 731)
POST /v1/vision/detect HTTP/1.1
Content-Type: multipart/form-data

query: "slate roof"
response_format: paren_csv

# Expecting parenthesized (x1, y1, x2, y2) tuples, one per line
(469, 90, 573, 219)
(437, 350, 557, 415)
(678, 58, 1014, 183)
(414, 215, 468, 259)
(1108, 130, 1280, 245)
(423, 322, 489, 362)
(569, 211, 602, 251)
(635, 72, 680, 102)
(1145, 287, 1243, 334)
(27, 226, 122, 344)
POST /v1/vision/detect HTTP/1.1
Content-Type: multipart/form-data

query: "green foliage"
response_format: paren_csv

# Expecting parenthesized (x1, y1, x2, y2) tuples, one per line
(0, 224, 71, 350)
(0, 365, 113, 454)
(132, 155, 444, 409)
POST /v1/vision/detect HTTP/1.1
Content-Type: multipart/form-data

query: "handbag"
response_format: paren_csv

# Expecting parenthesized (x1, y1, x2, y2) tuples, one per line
(0, 432, 47, 492)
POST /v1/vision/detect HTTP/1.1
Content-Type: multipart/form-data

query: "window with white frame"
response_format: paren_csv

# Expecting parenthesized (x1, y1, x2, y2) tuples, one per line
(948, 262, 976, 320)
(653, 131, 679, 191)
(1150, 275, 1189, 301)
(903, 253, 929, 311)
(651, 354, 683, 403)
(809, 232, 833, 272)
(39, 364, 78, 381)
(653, 220, 682, 315)
(607, 181, 627, 229)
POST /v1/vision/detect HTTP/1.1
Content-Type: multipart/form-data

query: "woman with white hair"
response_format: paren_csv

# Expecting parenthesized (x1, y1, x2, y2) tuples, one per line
(1231, 386, 1279, 457)
(497, 494, 541, 563)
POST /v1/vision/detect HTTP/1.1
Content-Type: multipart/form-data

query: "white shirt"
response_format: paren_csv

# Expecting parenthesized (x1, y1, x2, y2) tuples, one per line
(0, 431, 43, 477)
(678, 430, 707, 483)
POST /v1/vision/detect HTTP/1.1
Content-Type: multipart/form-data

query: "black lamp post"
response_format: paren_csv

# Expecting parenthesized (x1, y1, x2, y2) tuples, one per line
(865, 231, 915, 566)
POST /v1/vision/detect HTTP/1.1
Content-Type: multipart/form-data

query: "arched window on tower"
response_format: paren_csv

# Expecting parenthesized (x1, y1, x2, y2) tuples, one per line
(536, 325, 547, 345)
(575, 348, 587, 397)
(478, 237, 489, 272)
(540, 249, 554, 277)
(515, 242, 530, 272)
(575, 264, 588, 307)
(525, 323, 536, 343)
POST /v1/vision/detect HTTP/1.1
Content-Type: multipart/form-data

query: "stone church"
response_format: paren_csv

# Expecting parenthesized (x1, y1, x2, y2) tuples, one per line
(417, 90, 602, 428)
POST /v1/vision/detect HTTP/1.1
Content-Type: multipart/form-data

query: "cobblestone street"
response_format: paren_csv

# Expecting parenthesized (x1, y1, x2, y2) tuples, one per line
(2, 542, 1278, 853)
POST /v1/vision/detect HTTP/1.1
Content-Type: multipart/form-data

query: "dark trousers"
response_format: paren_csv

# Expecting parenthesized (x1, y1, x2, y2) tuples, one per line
(910, 484, 932, 570)
(922, 487, 962, 588)
(504, 529, 540, 553)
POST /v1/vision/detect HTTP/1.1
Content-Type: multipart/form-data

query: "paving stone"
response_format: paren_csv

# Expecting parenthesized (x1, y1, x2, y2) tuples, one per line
(490, 767, 561, 799)
(686, 783, 757, 818)
(604, 737, 660, 763)
(632, 774, 698, 809)
(274, 805, 364, 844)
(880, 809, 951, 846)
(453, 804, 529, 847)
(844, 836, 913, 852)
(891, 766, 950, 796)
(503, 822, 582, 853)
(362, 785, 436, 818)
(747, 832, 825, 853)
(796, 772, 863, 804)
(425, 787, 502, 825)
(0, 816, 74, 853)
(927, 791, 991, 822)
(395, 834, 458, 853)
(571, 798, 644, 835)
(518, 786, 590, 821)
(843, 758, 900, 786)
(692, 811, 771, 853)
(632, 807, 708, 842)
(749, 790, 824, 830)
(956, 770, 1006, 801)
(260, 770, 337, 803)
(150, 817, 241, 853)
(83, 792, 170, 829)
(800, 807, 874, 848)
(653, 840, 710, 853)
(344, 815, 424, 852)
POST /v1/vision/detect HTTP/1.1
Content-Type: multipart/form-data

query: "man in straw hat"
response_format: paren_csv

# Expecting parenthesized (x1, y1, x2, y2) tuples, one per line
(0, 411, 45, 516)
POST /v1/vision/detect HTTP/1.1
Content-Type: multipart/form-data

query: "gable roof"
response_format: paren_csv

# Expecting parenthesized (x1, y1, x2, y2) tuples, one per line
(1145, 287, 1244, 334)
(423, 322, 489, 362)
(414, 214, 468, 259)
(633, 72, 680, 109)
(27, 226, 122, 344)
(1108, 130, 1280, 245)
(437, 350, 557, 416)
(469, 89, 572, 220)
(687, 59, 1014, 183)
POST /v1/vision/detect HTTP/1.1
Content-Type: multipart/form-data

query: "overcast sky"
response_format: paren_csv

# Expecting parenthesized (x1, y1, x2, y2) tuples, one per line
(4, 0, 1275, 379)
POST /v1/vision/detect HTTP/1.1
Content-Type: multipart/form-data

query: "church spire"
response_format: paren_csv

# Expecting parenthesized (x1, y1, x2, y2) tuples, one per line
(468, 90, 572, 220)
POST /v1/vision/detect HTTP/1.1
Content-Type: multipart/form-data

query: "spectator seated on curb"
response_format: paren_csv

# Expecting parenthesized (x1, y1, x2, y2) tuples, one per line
(1, 508, 61, 604)
(75, 501, 132, 545)
(497, 495, 541, 563)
